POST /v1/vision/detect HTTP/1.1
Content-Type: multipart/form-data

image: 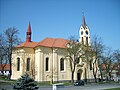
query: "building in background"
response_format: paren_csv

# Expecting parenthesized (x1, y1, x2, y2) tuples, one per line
(0, 64, 10, 76)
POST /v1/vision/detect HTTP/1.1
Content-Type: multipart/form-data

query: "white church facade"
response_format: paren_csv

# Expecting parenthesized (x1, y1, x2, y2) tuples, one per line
(11, 16, 97, 82)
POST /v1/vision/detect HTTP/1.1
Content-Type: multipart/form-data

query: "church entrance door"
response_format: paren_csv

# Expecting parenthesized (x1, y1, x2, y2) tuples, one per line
(77, 69, 83, 81)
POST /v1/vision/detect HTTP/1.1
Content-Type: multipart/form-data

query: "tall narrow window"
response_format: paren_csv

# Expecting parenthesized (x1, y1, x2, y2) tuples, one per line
(17, 57, 20, 71)
(76, 58, 80, 64)
(86, 37, 88, 45)
(46, 57, 49, 71)
(26, 58, 30, 71)
(60, 58, 64, 71)
(82, 37, 84, 44)
(90, 60, 92, 70)
(81, 31, 83, 35)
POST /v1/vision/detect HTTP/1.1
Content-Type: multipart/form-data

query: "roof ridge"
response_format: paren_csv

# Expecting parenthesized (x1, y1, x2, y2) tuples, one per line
(46, 37, 67, 40)
(52, 38, 57, 47)
(15, 41, 38, 48)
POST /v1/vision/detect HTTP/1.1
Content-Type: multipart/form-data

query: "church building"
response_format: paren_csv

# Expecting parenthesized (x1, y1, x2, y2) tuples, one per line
(11, 16, 96, 82)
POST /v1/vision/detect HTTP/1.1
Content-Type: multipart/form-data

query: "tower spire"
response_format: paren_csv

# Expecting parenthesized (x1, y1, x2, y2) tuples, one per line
(26, 22, 32, 42)
(27, 22, 31, 33)
(82, 13, 86, 29)
(79, 14, 91, 45)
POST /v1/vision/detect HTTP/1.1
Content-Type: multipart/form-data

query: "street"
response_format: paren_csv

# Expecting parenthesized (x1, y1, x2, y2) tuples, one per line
(0, 83, 120, 90)
(39, 83, 120, 90)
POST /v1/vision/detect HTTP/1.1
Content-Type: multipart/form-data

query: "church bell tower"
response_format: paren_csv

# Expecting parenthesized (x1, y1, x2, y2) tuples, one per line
(79, 15, 90, 46)
(26, 22, 32, 42)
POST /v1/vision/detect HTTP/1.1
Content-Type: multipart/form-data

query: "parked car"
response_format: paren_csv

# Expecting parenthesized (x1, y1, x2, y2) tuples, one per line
(74, 80, 84, 86)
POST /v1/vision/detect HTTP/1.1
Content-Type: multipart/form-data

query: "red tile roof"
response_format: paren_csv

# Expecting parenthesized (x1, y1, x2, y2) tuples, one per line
(15, 38, 68, 48)
(15, 41, 38, 48)
(0, 64, 10, 71)
(37, 38, 68, 48)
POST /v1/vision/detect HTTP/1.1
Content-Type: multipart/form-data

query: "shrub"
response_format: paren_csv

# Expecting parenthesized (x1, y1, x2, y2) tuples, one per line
(13, 73, 39, 90)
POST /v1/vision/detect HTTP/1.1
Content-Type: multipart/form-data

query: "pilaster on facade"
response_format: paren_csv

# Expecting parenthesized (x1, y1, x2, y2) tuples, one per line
(52, 48, 58, 82)
(35, 48, 42, 81)
(40, 51, 44, 81)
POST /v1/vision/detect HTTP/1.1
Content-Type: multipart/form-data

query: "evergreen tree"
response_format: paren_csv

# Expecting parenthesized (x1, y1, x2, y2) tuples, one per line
(13, 73, 39, 90)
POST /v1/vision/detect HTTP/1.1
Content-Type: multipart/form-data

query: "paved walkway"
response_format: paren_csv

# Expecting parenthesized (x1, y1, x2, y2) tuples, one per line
(39, 83, 120, 90)
(64, 83, 120, 90)
(0, 83, 120, 90)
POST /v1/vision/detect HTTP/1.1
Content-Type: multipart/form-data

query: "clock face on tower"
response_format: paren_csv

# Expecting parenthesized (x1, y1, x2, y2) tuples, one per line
(28, 35, 31, 37)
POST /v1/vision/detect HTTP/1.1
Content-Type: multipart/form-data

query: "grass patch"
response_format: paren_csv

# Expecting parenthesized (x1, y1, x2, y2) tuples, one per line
(52, 82, 73, 86)
(37, 81, 51, 86)
(0, 75, 7, 80)
(0, 76, 16, 85)
(0, 81, 15, 85)
(104, 88, 120, 90)
(63, 82, 73, 86)
(37, 81, 73, 86)
(98, 81, 116, 84)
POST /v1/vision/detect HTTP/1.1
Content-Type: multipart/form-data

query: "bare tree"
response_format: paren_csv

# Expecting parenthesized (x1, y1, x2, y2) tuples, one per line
(1, 27, 21, 78)
(83, 45, 95, 82)
(87, 35, 105, 83)
(102, 48, 115, 81)
(66, 36, 85, 83)
(0, 34, 8, 75)
(102, 48, 120, 81)
(113, 49, 120, 75)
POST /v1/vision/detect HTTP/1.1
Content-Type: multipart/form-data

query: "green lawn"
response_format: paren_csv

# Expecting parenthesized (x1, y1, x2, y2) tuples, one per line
(37, 81, 73, 86)
(104, 88, 120, 90)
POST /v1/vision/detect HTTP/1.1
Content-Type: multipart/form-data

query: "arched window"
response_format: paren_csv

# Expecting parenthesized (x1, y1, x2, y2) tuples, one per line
(46, 57, 49, 71)
(90, 60, 92, 70)
(81, 31, 83, 35)
(60, 58, 64, 71)
(82, 37, 84, 44)
(86, 37, 88, 45)
(17, 57, 20, 71)
(85, 31, 88, 35)
(76, 58, 80, 64)
(26, 58, 30, 71)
